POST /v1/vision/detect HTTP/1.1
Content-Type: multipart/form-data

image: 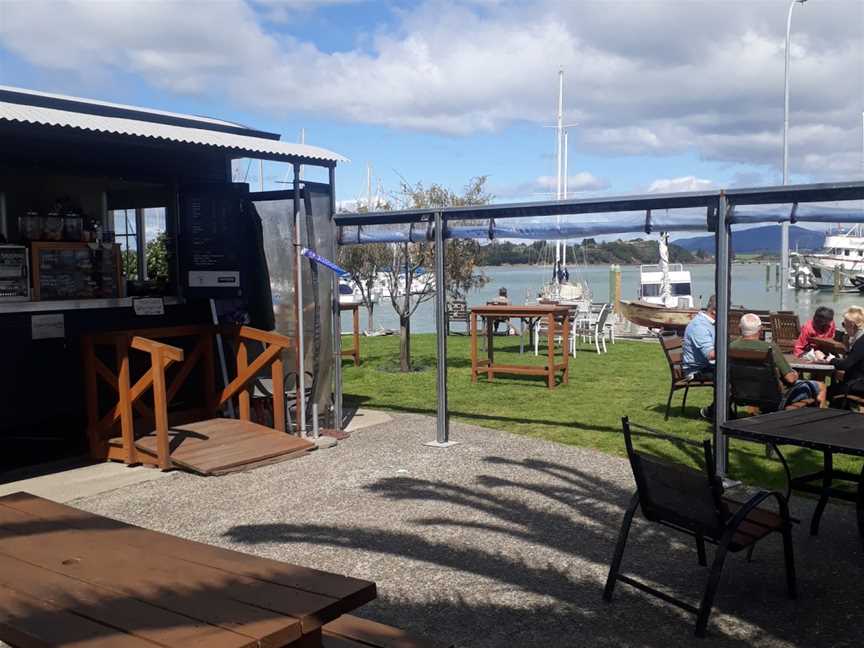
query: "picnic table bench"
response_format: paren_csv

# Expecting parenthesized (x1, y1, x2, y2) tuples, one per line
(0, 492, 379, 647)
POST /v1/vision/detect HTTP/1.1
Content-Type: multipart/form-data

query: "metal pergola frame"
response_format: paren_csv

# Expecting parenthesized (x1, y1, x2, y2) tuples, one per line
(335, 180, 864, 476)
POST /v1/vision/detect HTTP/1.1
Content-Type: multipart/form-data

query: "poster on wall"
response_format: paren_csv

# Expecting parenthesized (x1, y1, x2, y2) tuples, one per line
(178, 186, 246, 299)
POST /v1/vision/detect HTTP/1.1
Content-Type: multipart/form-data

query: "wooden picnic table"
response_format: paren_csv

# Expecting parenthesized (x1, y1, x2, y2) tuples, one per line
(470, 304, 570, 389)
(721, 408, 864, 548)
(0, 492, 376, 647)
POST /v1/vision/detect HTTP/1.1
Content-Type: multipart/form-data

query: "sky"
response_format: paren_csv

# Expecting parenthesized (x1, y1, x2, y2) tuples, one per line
(1, 0, 862, 212)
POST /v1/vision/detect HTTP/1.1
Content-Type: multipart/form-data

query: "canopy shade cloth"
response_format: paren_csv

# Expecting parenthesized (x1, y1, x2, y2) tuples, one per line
(338, 199, 864, 245)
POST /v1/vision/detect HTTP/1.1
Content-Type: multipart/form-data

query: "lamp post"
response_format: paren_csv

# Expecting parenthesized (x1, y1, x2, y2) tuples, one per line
(781, 0, 807, 308)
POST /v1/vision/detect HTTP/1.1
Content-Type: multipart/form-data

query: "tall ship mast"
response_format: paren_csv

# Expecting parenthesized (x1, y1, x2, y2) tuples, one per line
(539, 69, 590, 306)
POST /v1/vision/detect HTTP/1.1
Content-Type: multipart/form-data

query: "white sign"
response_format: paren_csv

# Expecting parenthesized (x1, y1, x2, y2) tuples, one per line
(188, 270, 240, 288)
(31, 313, 65, 340)
(133, 297, 165, 316)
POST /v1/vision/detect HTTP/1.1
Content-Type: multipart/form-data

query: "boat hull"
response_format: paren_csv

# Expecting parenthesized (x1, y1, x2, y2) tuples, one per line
(618, 300, 698, 333)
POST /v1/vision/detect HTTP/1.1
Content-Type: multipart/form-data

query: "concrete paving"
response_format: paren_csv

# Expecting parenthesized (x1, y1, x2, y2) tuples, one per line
(345, 406, 393, 432)
(16, 412, 862, 647)
(0, 460, 168, 503)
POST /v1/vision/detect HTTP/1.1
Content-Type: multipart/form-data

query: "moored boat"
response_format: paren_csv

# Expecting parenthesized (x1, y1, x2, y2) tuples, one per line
(617, 299, 697, 333)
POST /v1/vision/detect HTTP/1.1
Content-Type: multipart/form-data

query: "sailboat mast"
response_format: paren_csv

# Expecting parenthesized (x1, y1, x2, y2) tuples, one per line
(554, 68, 564, 281)
(366, 163, 373, 211)
(562, 128, 568, 268)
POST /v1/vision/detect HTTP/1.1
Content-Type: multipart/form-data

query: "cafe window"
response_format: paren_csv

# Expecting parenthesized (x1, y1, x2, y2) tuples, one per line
(110, 208, 167, 281)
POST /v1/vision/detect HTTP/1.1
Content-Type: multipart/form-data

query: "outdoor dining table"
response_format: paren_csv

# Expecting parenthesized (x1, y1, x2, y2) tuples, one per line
(785, 354, 836, 381)
(0, 492, 377, 647)
(720, 408, 864, 547)
(470, 304, 570, 389)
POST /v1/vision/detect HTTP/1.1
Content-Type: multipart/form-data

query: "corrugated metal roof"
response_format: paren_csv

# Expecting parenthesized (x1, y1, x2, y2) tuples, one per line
(0, 93, 347, 165)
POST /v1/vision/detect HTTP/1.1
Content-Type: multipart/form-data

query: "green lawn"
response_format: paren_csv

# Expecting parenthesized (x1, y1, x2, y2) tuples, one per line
(342, 333, 862, 491)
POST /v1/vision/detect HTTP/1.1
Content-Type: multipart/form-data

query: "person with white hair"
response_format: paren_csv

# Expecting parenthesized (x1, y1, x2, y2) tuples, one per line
(730, 312, 826, 408)
(828, 305, 864, 405)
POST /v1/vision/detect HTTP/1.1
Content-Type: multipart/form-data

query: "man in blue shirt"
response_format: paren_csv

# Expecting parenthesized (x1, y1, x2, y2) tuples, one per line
(682, 295, 716, 418)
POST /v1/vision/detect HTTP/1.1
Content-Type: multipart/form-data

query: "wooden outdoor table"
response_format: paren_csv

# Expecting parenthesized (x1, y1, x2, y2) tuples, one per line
(340, 302, 361, 366)
(721, 409, 864, 547)
(470, 304, 569, 389)
(0, 492, 376, 647)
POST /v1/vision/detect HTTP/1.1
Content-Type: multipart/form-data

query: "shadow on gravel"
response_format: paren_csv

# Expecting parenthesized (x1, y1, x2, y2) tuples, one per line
(224, 454, 861, 647)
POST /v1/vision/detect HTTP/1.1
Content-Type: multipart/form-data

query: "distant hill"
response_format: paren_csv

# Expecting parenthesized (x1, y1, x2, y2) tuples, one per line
(477, 238, 699, 266)
(673, 225, 824, 256)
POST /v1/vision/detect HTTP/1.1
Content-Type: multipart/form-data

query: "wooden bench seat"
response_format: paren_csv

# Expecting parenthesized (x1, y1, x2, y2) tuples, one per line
(323, 614, 451, 648)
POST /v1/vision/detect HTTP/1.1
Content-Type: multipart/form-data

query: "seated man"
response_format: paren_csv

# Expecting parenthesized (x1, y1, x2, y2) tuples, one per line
(732, 313, 826, 408)
(793, 306, 836, 358)
(682, 295, 716, 419)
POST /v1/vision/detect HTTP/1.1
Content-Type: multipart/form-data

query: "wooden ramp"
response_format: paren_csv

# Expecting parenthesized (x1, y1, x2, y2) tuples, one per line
(111, 419, 315, 476)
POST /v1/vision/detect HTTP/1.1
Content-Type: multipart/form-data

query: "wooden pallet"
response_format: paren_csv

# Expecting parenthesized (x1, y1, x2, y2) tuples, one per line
(110, 418, 314, 475)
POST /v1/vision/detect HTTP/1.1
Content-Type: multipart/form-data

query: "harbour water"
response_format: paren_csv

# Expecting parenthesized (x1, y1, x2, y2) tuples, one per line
(341, 262, 864, 334)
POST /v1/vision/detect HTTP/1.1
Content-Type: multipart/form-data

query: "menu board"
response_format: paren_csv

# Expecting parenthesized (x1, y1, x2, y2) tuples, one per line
(31, 243, 121, 301)
(179, 188, 244, 299)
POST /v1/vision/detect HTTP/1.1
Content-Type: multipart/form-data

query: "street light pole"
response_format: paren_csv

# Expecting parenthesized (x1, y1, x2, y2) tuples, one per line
(781, 0, 807, 308)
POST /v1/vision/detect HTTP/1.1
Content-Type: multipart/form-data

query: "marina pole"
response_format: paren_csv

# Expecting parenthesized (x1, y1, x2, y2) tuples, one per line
(714, 193, 732, 477)
(426, 210, 456, 447)
(781, 0, 808, 310)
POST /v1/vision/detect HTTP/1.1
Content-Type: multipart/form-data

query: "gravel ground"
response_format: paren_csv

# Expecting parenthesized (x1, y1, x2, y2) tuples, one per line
(72, 413, 861, 648)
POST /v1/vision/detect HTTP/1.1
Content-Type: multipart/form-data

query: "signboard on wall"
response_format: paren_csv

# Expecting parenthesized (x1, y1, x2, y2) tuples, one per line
(178, 186, 245, 299)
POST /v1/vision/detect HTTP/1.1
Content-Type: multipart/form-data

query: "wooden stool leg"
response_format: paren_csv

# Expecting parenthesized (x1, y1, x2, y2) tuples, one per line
(547, 314, 556, 389)
(470, 312, 478, 383)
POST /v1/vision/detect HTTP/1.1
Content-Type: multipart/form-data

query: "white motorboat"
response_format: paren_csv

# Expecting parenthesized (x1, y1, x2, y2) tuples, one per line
(792, 224, 864, 290)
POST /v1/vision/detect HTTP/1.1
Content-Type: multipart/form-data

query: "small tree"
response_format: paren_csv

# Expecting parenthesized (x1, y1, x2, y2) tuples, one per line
(384, 176, 493, 371)
(145, 233, 169, 280)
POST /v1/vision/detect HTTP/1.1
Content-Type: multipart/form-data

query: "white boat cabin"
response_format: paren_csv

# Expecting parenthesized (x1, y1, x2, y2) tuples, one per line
(638, 264, 695, 308)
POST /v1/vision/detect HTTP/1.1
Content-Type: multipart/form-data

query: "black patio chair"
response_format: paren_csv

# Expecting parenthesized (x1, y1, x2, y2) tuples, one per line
(603, 417, 797, 638)
(658, 333, 713, 420)
(729, 347, 817, 415)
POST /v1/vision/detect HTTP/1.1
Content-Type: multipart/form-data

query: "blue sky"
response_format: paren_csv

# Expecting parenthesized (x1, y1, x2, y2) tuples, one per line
(1, 0, 862, 210)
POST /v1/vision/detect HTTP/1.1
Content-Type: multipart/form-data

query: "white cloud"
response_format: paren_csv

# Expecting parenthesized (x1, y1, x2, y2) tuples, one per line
(646, 176, 716, 194)
(0, 0, 861, 180)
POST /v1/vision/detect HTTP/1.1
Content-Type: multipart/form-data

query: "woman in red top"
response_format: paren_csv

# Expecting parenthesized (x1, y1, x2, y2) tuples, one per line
(793, 306, 836, 358)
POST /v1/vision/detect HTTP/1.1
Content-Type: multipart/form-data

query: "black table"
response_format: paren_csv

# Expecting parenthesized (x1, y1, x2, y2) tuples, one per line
(721, 408, 864, 545)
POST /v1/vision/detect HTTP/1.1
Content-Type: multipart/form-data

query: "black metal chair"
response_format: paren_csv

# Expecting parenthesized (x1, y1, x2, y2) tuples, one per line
(603, 417, 797, 638)
(729, 347, 817, 414)
(658, 333, 713, 420)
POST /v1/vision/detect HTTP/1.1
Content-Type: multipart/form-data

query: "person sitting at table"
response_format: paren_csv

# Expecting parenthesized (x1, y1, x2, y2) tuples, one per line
(828, 306, 864, 405)
(793, 306, 836, 358)
(683, 295, 716, 419)
(732, 313, 826, 408)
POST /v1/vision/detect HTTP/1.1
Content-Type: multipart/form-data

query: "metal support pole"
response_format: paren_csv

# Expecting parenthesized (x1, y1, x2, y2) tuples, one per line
(425, 211, 457, 448)
(781, 0, 806, 311)
(329, 165, 343, 430)
(714, 193, 731, 477)
(292, 163, 307, 435)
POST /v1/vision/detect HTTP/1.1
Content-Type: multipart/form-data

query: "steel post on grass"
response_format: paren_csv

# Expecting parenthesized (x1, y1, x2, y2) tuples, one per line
(426, 210, 457, 448)
(329, 165, 343, 431)
(714, 193, 732, 477)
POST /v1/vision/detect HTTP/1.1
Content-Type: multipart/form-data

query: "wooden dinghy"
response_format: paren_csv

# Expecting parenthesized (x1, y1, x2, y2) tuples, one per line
(618, 299, 698, 333)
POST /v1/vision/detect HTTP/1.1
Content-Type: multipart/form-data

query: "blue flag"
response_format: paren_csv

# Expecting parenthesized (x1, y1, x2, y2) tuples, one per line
(300, 248, 349, 277)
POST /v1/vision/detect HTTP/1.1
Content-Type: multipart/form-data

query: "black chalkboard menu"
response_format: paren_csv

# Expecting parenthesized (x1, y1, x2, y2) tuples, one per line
(178, 187, 245, 299)
(31, 242, 121, 301)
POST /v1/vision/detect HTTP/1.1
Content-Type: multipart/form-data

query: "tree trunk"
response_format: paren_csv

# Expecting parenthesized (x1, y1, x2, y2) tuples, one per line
(366, 302, 375, 332)
(399, 315, 411, 372)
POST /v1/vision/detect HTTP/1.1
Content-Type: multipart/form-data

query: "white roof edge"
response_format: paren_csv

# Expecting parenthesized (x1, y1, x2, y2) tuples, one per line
(0, 85, 245, 130)
(0, 101, 348, 164)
